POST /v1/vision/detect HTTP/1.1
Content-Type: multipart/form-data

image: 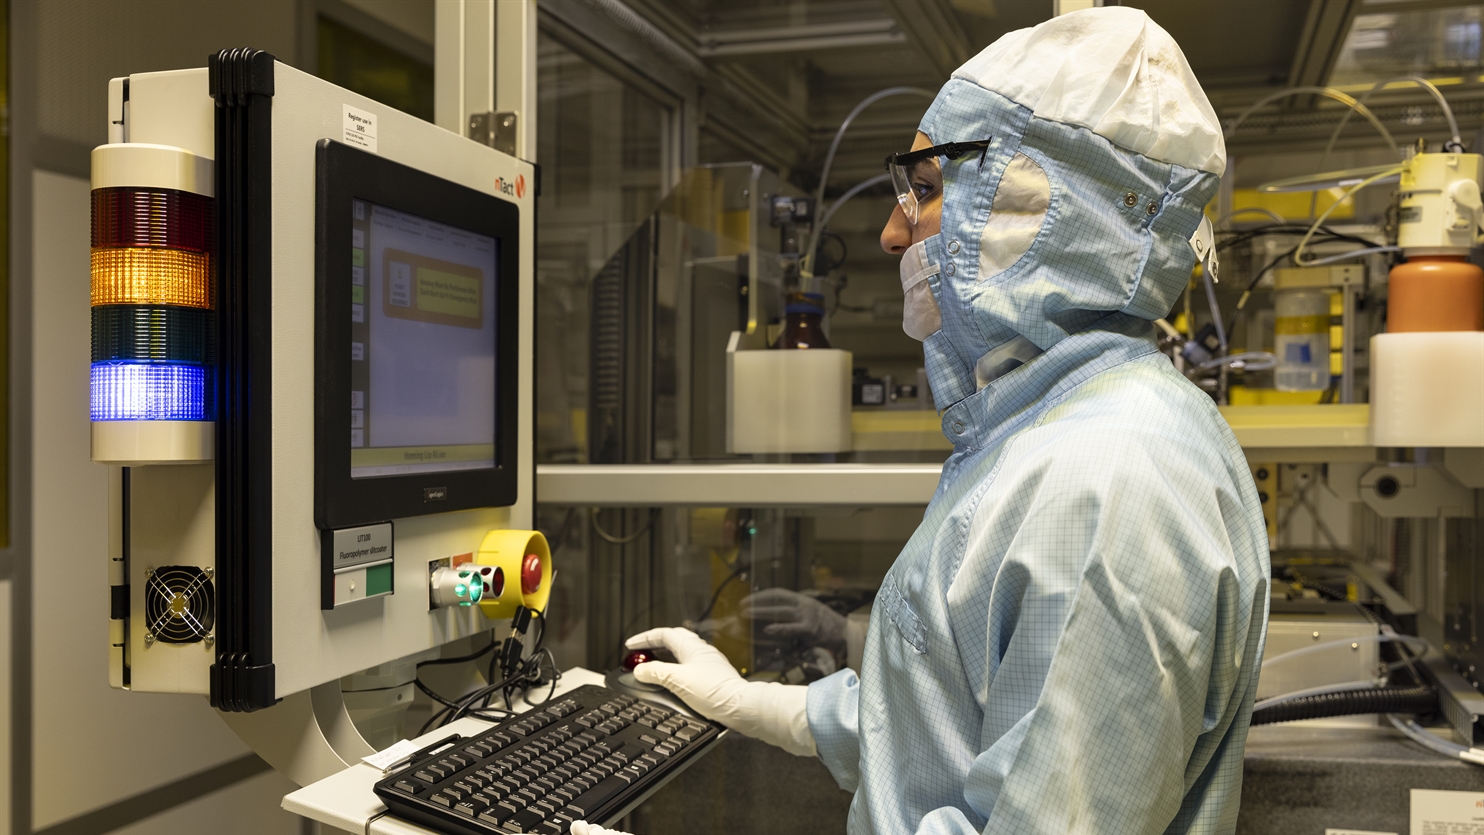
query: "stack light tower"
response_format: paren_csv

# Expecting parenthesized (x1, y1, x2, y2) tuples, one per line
(90, 144, 217, 464)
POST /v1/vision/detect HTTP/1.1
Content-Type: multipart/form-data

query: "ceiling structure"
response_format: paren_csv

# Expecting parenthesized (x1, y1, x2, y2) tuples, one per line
(614, 0, 1484, 195)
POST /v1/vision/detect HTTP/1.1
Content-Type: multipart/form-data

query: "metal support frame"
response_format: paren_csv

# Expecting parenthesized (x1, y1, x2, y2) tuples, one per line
(1288, 0, 1361, 90)
(877, 0, 970, 78)
(218, 681, 376, 787)
(696, 20, 906, 57)
(436, 0, 537, 161)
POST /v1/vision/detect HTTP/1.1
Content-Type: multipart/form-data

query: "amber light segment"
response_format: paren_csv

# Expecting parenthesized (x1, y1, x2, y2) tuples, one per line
(90, 248, 213, 308)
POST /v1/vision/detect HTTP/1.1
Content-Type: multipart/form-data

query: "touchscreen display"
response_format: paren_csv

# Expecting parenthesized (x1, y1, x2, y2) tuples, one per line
(349, 200, 498, 479)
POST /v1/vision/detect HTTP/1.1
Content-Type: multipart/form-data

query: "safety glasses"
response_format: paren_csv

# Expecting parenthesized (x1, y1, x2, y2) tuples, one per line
(883, 138, 993, 225)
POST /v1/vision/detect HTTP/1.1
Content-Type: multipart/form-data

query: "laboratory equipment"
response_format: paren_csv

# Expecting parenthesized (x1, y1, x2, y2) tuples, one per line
(90, 48, 540, 784)
(1372, 146, 1484, 447)
(373, 685, 722, 834)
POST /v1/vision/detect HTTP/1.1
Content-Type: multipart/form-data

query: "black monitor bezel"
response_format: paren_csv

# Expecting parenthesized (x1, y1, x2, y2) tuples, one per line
(314, 139, 520, 530)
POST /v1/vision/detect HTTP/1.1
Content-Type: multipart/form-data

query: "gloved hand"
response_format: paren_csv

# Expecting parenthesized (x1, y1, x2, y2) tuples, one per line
(625, 627, 817, 757)
(740, 588, 848, 657)
(569, 822, 631, 835)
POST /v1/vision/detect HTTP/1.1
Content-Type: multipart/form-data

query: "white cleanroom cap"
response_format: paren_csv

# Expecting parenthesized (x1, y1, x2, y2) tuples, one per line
(952, 6, 1226, 175)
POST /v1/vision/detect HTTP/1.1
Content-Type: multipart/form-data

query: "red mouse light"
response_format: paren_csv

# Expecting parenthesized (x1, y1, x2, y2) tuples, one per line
(521, 553, 543, 595)
(622, 650, 653, 672)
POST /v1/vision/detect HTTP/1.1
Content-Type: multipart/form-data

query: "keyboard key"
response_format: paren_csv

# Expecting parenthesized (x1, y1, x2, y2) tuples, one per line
(479, 808, 508, 826)
(567, 776, 629, 816)
(431, 792, 455, 807)
(393, 780, 422, 795)
(510, 809, 547, 831)
(455, 799, 487, 817)
(538, 822, 565, 835)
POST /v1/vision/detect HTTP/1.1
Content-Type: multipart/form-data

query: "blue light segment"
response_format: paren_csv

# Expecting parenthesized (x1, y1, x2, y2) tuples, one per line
(90, 362, 208, 421)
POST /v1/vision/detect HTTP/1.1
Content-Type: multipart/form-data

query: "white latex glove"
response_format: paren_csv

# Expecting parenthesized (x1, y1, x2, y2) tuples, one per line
(625, 627, 817, 757)
(740, 588, 848, 656)
(569, 822, 631, 835)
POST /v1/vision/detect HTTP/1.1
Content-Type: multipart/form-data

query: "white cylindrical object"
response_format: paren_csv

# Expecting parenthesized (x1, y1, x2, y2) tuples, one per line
(91, 420, 214, 465)
(1370, 332, 1484, 447)
(1274, 288, 1331, 391)
(729, 349, 853, 454)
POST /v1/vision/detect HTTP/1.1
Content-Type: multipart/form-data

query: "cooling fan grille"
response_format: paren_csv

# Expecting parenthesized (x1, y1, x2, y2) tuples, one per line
(144, 565, 215, 644)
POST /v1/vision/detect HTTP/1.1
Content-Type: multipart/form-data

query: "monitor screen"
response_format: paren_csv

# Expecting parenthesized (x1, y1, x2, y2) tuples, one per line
(349, 200, 498, 479)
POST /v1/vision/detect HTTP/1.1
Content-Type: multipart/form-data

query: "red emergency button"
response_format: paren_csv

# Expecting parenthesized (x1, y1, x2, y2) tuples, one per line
(521, 553, 543, 595)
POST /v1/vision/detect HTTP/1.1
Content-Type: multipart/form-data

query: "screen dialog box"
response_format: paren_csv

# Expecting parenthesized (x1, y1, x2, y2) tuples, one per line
(349, 202, 498, 479)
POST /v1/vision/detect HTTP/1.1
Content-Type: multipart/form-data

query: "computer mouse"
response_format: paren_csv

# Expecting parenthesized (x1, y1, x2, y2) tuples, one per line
(602, 668, 699, 719)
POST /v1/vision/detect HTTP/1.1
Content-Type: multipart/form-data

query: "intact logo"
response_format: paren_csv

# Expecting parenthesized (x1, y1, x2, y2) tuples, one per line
(496, 174, 527, 200)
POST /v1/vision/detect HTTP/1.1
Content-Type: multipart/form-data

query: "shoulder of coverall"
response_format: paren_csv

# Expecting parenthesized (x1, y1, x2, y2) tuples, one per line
(933, 355, 1261, 592)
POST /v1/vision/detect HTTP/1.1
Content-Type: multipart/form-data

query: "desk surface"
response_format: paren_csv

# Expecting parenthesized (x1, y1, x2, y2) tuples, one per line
(286, 667, 689, 834)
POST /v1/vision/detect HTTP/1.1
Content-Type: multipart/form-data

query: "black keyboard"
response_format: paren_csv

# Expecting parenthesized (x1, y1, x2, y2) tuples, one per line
(374, 684, 723, 834)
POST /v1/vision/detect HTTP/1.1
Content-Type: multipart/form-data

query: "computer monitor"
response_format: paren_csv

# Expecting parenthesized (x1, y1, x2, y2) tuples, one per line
(315, 141, 520, 529)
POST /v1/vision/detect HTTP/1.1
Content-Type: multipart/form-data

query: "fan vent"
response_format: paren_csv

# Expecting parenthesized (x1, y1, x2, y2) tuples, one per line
(144, 566, 215, 644)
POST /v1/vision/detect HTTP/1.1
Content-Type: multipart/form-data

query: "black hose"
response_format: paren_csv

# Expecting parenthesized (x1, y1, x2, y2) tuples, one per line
(1252, 685, 1436, 726)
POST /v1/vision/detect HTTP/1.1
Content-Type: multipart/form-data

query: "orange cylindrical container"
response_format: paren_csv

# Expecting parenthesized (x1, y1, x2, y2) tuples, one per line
(1388, 255, 1484, 332)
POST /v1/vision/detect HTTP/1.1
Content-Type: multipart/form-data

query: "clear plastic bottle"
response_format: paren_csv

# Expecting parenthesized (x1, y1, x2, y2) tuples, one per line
(1274, 287, 1331, 391)
(772, 292, 831, 349)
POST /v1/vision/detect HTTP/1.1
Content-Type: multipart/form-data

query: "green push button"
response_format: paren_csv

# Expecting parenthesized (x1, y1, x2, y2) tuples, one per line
(365, 562, 393, 597)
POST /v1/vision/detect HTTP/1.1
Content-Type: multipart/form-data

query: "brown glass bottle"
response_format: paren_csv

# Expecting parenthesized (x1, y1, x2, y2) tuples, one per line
(772, 292, 831, 349)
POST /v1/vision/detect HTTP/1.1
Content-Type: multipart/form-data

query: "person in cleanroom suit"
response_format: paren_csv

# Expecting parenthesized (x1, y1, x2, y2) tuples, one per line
(573, 7, 1270, 835)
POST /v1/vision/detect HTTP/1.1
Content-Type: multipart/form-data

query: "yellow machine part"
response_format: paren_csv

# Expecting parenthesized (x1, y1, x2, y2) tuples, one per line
(474, 529, 552, 619)
(707, 546, 752, 675)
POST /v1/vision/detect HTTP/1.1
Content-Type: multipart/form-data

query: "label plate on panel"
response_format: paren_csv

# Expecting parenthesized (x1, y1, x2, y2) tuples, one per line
(331, 523, 393, 570)
(343, 104, 378, 152)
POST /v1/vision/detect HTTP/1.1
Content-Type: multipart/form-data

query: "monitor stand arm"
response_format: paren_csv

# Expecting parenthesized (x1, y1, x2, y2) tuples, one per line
(216, 681, 377, 787)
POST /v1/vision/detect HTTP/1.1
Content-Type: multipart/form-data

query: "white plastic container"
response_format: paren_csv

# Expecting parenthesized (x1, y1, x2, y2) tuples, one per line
(1371, 331, 1484, 447)
(726, 332, 852, 454)
(1274, 286, 1331, 391)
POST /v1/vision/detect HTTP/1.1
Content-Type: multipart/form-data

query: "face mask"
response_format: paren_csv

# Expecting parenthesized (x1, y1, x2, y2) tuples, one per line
(899, 237, 943, 341)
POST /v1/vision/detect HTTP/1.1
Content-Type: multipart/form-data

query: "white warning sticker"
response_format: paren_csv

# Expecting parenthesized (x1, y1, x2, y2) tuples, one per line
(343, 104, 378, 153)
(1413, 789, 1484, 835)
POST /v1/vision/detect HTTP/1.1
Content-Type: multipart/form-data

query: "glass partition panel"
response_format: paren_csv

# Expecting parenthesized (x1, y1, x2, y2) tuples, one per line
(536, 30, 672, 463)
(536, 504, 923, 677)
